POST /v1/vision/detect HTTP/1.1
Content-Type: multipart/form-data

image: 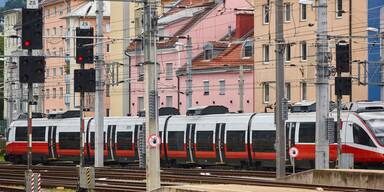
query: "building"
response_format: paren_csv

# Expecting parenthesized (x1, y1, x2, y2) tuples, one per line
(368, 1, 384, 101)
(253, 0, 368, 112)
(177, 13, 254, 113)
(41, 0, 111, 115)
(125, 0, 253, 116)
(109, 1, 137, 116)
(3, 8, 23, 123)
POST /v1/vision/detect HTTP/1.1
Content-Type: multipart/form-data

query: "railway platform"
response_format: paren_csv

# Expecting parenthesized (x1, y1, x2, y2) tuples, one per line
(158, 184, 328, 192)
(280, 169, 384, 190)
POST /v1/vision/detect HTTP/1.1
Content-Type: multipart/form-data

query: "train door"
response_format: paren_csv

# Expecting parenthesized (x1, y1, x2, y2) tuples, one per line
(48, 126, 57, 159)
(107, 125, 117, 161)
(215, 123, 226, 163)
(285, 122, 296, 160)
(134, 124, 143, 160)
(186, 124, 196, 163)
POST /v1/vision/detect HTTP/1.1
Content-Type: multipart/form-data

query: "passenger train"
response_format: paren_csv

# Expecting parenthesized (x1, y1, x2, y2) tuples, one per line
(5, 102, 384, 169)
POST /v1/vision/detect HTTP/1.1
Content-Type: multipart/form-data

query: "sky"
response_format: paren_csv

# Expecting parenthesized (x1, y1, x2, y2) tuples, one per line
(0, 0, 5, 7)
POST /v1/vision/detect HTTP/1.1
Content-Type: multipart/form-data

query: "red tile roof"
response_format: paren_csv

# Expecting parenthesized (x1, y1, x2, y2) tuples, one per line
(127, 2, 216, 52)
(179, 30, 254, 72)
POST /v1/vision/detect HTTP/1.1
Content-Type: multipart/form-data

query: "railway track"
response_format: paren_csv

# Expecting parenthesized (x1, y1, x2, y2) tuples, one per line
(0, 164, 379, 192)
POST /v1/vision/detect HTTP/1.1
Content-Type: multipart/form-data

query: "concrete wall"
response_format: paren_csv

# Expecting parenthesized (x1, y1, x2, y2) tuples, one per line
(281, 169, 384, 190)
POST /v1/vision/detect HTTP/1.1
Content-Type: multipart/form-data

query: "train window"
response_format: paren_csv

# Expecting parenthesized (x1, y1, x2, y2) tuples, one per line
(226, 131, 246, 152)
(15, 127, 27, 141)
(252, 130, 275, 152)
(32, 127, 46, 141)
(353, 124, 376, 147)
(196, 131, 213, 151)
(117, 132, 133, 150)
(168, 131, 184, 151)
(59, 132, 80, 149)
(299, 122, 315, 143)
(15, 126, 46, 141)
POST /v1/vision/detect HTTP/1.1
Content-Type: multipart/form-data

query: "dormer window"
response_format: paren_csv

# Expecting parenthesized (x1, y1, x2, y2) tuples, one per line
(203, 43, 213, 60)
(243, 40, 253, 58)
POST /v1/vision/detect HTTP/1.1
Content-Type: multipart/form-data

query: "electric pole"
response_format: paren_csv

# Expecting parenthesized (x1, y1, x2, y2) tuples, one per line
(275, 0, 286, 178)
(315, 0, 330, 169)
(143, 0, 161, 190)
(239, 65, 244, 113)
(7, 61, 14, 127)
(123, 1, 131, 116)
(95, 0, 105, 168)
(186, 36, 192, 110)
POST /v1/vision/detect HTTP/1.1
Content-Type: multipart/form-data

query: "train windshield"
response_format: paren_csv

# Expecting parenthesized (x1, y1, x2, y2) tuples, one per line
(365, 119, 384, 146)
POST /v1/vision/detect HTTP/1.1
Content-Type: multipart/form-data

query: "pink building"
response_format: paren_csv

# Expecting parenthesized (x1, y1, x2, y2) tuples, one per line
(177, 13, 254, 113)
(128, 0, 253, 115)
(41, 0, 111, 116)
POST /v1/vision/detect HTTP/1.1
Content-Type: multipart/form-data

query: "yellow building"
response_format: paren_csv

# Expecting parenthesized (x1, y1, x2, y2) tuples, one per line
(109, 0, 171, 116)
(109, 2, 138, 116)
(253, 0, 368, 112)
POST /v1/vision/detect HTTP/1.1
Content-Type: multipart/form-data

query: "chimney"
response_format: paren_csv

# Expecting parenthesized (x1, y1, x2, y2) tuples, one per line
(235, 13, 254, 38)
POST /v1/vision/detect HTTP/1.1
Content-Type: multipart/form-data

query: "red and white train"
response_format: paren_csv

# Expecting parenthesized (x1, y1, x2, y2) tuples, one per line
(5, 103, 384, 168)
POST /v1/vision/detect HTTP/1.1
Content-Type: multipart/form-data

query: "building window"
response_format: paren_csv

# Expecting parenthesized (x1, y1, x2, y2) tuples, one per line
(301, 82, 307, 100)
(138, 97, 144, 112)
(263, 44, 270, 63)
(336, 0, 343, 18)
(46, 29, 50, 36)
(203, 80, 209, 95)
(106, 23, 111, 32)
(106, 44, 110, 52)
(59, 26, 63, 35)
(59, 5, 63, 15)
(243, 40, 253, 58)
(53, 7, 57, 16)
(59, 87, 63, 98)
(263, 4, 269, 24)
(263, 82, 269, 103)
(53, 27, 56, 35)
(203, 43, 213, 60)
(46, 89, 50, 99)
(301, 41, 307, 61)
(300, 3, 307, 21)
(106, 109, 110, 117)
(285, 3, 291, 22)
(106, 84, 110, 97)
(219, 80, 225, 95)
(138, 64, 144, 81)
(46, 49, 50, 56)
(46, 68, 50, 77)
(166, 96, 173, 107)
(285, 44, 291, 62)
(59, 48, 63, 56)
(53, 67, 56, 77)
(59, 67, 64, 76)
(52, 88, 57, 98)
(166, 63, 173, 80)
(285, 82, 291, 101)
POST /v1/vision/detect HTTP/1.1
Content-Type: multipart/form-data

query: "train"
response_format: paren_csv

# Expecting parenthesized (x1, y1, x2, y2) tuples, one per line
(5, 102, 384, 169)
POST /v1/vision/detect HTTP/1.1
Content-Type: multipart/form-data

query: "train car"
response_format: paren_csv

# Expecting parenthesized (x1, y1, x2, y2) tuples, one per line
(5, 103, 384, 169)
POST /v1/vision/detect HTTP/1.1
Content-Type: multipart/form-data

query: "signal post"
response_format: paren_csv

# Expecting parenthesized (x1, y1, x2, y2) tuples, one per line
(74, 27, 96, 191)
(20, 1, 45, 191)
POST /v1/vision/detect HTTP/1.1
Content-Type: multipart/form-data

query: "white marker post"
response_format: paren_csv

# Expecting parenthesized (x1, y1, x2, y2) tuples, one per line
(289, 147, 299, 174)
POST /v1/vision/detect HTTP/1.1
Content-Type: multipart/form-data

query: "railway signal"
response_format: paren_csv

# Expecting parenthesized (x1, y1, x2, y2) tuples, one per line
(19, 56, 45, 84)
(22, 8, 43, 49)
(76, 27, 94, 64)
(74, 69, 96, 93)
